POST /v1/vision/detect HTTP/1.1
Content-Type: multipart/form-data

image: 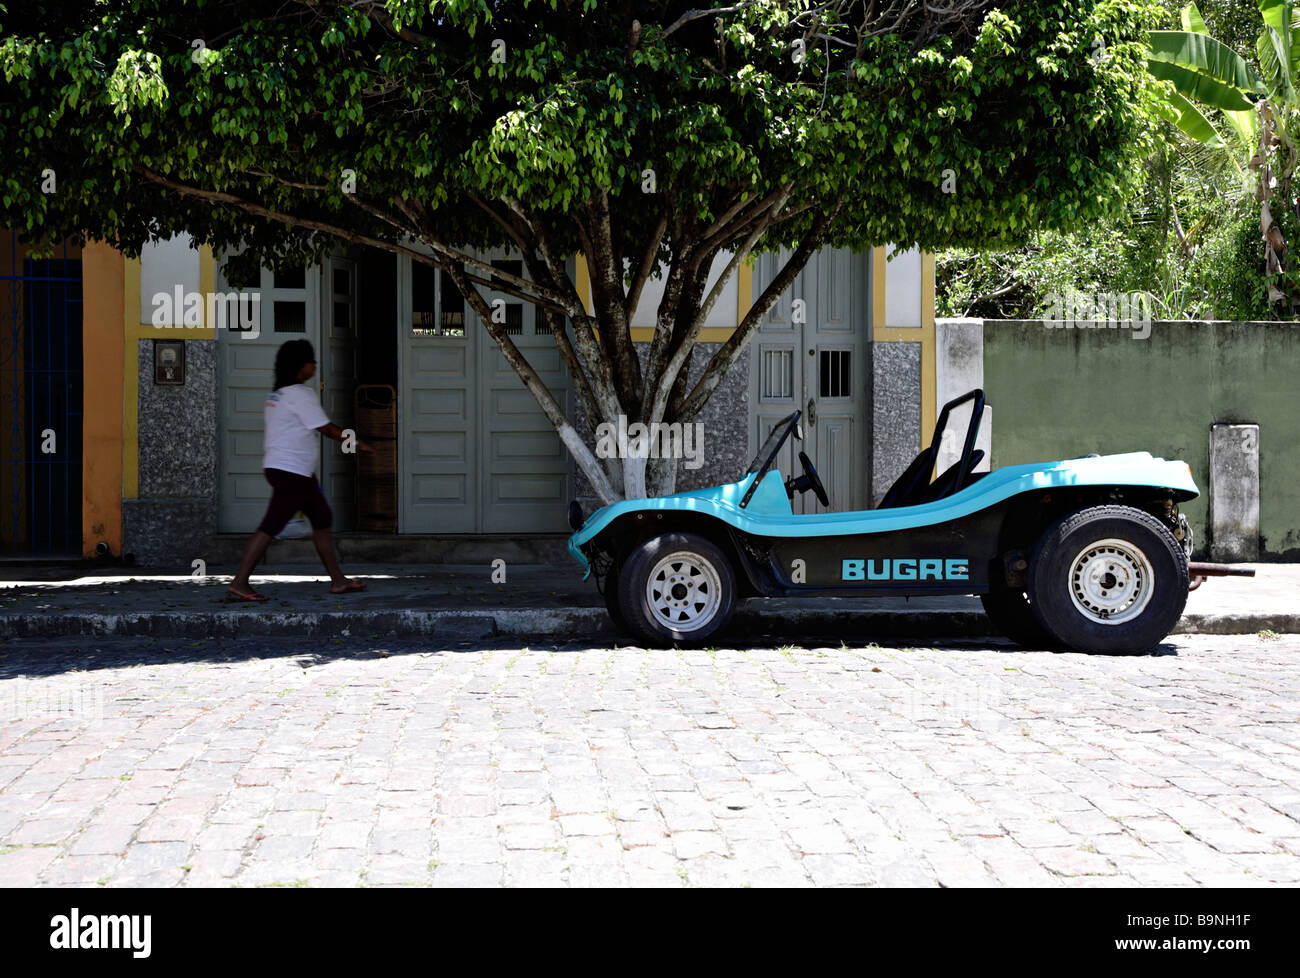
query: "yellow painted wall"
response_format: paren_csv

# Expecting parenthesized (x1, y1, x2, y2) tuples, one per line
(871, 247, 937, 446)
(81, 242, 125, 556)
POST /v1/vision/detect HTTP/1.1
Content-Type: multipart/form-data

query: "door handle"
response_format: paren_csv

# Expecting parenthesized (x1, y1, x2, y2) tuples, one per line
(806, 398, 817, 427)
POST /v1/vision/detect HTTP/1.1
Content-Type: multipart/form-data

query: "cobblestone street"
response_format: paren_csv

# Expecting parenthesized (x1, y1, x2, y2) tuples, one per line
(1, 633, 1297, 887)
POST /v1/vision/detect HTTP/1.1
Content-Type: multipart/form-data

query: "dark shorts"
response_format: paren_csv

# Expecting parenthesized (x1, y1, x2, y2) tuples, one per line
(257, 468, 333, 536)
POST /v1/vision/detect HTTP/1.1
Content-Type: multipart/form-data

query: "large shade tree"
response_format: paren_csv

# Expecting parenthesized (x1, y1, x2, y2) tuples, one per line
(1, 0, 1159, 502)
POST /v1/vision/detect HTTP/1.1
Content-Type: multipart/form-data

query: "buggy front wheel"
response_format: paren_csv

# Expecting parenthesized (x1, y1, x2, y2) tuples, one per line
(617, 532, 736, 645)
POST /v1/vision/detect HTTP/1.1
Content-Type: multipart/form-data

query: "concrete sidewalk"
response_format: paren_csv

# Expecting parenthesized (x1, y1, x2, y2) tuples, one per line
(0, 559, 1294, 642)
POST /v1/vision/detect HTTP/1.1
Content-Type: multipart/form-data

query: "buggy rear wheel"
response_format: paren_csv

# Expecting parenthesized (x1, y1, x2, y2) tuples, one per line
(1027, 505, 1188, 653)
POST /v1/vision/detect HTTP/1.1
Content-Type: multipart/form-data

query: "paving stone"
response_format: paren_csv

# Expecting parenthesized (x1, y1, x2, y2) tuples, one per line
(501, 821, 559, 851)
(68, 824, 138, 856)
(182, 849, 243, 879)
(1189, 827, 1280, 854)
(960, 837, 1059, 887)
(503, 850, 567, 887)
(362, 855, 432, 886)
(560, 814, 617, 837)
(6, 817, 82, 846)
(671, 831, 728, 860)
(117, 842, 191, 875)
(431, 863, 504, 887)
(0, 845, 61, 883)
(801, 853, 874, 886)
(1033, 846, 1121, 878)
(40, 853, 122, 885)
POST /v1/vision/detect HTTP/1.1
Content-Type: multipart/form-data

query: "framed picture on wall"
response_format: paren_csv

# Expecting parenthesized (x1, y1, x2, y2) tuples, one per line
(154, 339, 185, 386)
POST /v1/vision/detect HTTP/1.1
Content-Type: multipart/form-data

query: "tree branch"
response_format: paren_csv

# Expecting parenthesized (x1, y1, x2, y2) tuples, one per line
(677, 200, 841, 422)
(624, 208, 668, 325)
(134, 166, 569, 311)
(661, 3, 758, 38)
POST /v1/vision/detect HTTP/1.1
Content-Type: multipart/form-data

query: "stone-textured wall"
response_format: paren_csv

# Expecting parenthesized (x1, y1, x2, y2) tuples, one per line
(868, 342, 921, 505)
(571, 342, 750, 508)
(122, 338, 218, 568)
(983, 320, 1300, 560)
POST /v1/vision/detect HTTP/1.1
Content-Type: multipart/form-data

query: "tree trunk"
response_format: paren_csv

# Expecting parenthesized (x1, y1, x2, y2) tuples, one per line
(647, 454, 680, 497)
(622, 453, 648, 499)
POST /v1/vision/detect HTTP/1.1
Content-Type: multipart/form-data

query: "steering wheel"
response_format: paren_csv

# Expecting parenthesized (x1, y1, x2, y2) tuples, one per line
(785, 451, 830, 507)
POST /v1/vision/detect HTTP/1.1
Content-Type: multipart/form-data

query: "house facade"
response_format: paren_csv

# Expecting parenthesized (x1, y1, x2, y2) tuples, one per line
(1, 232, 940, 567)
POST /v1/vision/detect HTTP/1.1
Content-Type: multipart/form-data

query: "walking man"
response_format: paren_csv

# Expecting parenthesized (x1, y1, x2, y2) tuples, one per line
(228, 339, 373, 601)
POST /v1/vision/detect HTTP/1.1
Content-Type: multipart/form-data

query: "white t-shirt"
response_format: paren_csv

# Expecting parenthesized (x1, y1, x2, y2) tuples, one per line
(263, 383, 331, 477)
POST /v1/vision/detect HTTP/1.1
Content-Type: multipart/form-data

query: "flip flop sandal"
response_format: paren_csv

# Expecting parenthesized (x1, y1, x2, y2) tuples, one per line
(227, 590, 269, 603)
(330, 580, 367, 594)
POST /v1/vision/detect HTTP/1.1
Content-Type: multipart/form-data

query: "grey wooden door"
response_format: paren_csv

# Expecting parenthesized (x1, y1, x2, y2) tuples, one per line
(749, 247, 868, 513)
(399, 252, 571, 533)
(399, 256, 475, 533)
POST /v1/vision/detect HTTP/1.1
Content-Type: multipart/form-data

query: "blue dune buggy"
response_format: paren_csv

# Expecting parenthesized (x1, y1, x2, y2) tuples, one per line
(568, 389, 1225, 653)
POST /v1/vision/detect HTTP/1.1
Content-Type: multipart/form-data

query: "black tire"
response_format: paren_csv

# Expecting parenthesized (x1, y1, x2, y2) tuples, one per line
(1027, 505, 1189, 653)
(617, 532, 736, 646)
(980, 587, 1056, 648)
(602, 561, 627, 634)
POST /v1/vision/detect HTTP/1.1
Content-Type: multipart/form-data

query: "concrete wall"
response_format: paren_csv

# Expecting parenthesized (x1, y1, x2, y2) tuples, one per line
(982, 320, 1300, 560)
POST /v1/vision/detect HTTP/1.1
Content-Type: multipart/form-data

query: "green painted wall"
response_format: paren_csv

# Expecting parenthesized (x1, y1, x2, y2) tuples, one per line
(983, 321, 1300, 560)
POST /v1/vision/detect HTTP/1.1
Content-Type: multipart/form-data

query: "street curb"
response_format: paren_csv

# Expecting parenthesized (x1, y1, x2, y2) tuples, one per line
(0, 607, 1294, 642)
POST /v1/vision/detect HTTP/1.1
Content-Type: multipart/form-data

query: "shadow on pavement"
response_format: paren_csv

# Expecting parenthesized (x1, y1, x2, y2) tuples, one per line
(0, 630, 1186, 679)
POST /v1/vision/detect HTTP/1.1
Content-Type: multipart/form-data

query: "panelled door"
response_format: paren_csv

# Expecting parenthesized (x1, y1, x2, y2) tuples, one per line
(218, 262, 327, 531)
(399, 252, 572, 533)
(321, 258, 358, 530)
(749, 247, 868, 513)
(399, 258, 475, 532)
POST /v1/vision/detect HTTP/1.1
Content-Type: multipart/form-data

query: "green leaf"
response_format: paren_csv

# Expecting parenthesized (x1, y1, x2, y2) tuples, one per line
(1222, 107, 1258, 148)
(1258, 0, 1294, 53)
(1257, 28, 1295, 103)
(1147, 30, 1263, 109)
(1181, 3, 1209, 34)
(1257, 1, 1296, 101)
(1153, 87, 1225, 146)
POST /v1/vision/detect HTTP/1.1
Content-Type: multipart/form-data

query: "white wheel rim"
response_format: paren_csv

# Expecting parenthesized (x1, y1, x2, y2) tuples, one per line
(645, 550, 722, 634)
(1068, 538, 1154, 626)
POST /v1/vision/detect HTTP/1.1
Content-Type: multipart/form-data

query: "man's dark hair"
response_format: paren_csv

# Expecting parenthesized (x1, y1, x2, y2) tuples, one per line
(273, 339, 316, 390)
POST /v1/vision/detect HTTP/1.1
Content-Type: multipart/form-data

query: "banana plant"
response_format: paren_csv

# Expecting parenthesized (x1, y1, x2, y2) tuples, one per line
(1148, 1, 1300, 309)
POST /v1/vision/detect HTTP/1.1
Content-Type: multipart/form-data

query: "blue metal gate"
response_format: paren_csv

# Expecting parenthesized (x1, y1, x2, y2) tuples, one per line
(0, 235, 83, 557)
